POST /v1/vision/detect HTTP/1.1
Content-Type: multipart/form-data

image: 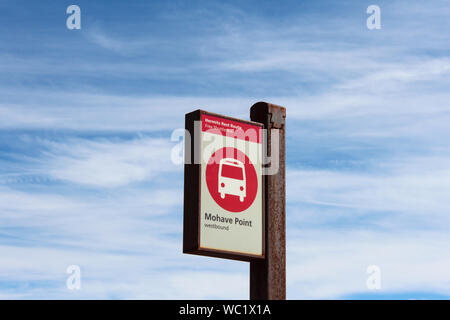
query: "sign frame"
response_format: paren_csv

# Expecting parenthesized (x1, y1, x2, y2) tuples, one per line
(183, 109, 265, 262)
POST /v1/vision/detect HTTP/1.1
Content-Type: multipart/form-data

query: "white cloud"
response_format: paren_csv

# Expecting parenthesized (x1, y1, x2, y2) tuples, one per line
(84, 26, 156, 57)
(285, 153, 450, 298)
(41, 137, 179, 188)
(287, 154, 450, 225)
(1, 0, 450, 300)
(287, 229, 450, 299)
(0, 89, 258, 131)
(0, 242, 250, 299)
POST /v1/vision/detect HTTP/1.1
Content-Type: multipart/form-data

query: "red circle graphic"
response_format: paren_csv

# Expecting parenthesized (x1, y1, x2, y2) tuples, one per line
(206, 147, 258, 213)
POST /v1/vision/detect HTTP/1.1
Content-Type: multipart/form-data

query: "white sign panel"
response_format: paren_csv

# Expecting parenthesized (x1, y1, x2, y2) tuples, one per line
(198, 113, 264, 258)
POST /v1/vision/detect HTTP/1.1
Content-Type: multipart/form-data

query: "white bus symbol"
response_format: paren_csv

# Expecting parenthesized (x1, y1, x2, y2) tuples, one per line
(218, 158, 246, 202)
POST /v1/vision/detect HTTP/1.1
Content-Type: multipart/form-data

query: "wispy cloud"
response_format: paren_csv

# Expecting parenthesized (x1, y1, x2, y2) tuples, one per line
(287, 154, 450, 227)
(41, 137, 178, 187)
(0, 0, 450, 299)
(84, 26, 156, 57)
(287, 229, 450, 299)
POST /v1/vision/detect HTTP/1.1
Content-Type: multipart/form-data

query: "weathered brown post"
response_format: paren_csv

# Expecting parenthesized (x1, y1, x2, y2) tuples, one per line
(249, 102, 286, 300)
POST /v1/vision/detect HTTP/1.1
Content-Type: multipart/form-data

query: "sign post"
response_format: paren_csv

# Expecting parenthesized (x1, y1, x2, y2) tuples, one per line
(249, 102, 286, 300)
(183, 102, 286, 299)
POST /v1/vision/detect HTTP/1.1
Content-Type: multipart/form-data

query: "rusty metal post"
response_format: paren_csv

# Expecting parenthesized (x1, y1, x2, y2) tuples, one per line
(250, 102, 286, 300)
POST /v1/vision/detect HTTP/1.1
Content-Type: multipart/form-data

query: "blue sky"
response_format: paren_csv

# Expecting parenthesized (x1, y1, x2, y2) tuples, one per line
(0, 0, 450, 299)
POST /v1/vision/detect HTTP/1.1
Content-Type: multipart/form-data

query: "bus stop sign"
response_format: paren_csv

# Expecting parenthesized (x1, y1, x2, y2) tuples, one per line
(183, 110, 264, 261)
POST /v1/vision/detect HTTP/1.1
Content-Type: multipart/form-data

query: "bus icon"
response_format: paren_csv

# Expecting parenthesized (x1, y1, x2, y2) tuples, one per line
(218, 158, 246, 202)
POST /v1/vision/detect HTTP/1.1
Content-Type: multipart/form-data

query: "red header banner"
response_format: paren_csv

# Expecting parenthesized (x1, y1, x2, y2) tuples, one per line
(201, 114, 262, 144)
